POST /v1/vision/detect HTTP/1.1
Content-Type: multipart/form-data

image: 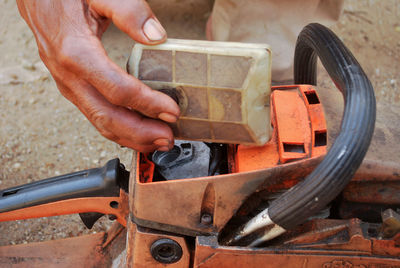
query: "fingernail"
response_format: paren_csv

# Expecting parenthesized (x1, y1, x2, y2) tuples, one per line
(157, 146, 170, 152)
(143, 18, 166, 41)
(153, 138, 170, 146)
(158, 112, 177, 123)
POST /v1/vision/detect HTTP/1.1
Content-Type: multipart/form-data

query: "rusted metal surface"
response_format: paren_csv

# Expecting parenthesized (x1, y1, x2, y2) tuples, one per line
(338, 160, 400, 222)
(283, 219, 373, 253)
(121, 219, 400, 267)
(343, 161, 400, 205)
(132, 156, 323, 236)
(371, 234, 400, 257)
(194, 248, 400, 268)
(194, 218, 400, 267)
(0, 222, 126, 268)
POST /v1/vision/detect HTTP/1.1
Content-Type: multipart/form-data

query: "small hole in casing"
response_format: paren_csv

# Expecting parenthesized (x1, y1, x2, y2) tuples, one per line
(283, 143, 305, 153)
(109, 201, 119, 209)
(305, 91, 320, 104)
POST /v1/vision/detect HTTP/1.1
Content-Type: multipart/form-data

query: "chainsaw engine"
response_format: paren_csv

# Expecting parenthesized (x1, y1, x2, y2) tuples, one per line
(127, 24, 400, 267)
(0, 23, 399, 268)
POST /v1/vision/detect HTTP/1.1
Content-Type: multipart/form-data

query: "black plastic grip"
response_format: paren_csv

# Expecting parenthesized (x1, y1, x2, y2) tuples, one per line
(0, 159, 128, 213)
(268, 23, 376, 229)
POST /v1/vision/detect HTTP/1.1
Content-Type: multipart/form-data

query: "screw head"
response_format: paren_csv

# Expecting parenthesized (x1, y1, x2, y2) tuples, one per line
(200, 213, 213, 225)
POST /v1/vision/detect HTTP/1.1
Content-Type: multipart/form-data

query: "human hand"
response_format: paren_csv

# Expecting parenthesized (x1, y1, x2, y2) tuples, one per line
(16, 0, 180, 152)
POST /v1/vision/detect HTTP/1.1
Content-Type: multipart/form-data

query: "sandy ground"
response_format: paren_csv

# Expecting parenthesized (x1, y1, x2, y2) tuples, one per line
(0, 0, 399, 246)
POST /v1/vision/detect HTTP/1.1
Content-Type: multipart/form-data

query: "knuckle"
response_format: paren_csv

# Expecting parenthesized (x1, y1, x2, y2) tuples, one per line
(90, 110, 117, 140)
(106, 78, 144, 109)
(127, 83, 147, 108)
(56, 38, 81, 69)
(106, 81, 129, 106)
(91, 110, 110, 128)
(56, 51, 75, 70)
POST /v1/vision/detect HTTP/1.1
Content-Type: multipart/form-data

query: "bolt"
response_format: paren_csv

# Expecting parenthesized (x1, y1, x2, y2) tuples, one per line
(200, 213, 213, 225)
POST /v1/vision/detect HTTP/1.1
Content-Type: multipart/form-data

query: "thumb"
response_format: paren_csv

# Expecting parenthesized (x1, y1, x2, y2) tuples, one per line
(88, 0, 167, 44)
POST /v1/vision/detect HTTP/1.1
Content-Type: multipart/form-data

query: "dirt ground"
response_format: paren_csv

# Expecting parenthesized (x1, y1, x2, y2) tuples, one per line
(0, 0, 399, 246)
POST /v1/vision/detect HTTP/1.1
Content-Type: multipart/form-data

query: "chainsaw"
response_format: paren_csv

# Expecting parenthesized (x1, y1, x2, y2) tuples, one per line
(0, 23, 399, 267)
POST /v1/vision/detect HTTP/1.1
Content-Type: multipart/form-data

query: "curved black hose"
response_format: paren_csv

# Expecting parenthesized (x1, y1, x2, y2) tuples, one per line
(268, 23, 376, 230)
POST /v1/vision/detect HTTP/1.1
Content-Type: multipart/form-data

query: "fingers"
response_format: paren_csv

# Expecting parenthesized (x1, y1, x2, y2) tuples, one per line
(18, 0, 177, 152)
(87, 0, 166, 44)
(56, 35, 180, 121)
(55, 77, 174, 152)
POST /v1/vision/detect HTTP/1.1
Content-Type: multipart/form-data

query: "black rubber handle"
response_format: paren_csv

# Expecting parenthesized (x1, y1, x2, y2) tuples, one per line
(0, 159, 129, 213)
(268, 23, 376, 229)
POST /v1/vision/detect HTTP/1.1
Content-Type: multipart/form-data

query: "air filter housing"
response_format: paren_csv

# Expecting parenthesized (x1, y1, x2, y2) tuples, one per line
(127, 39, 272, 145)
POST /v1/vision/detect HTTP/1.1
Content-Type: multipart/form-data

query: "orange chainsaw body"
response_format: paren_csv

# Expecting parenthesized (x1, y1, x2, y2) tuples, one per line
(1, 85, 399, 268)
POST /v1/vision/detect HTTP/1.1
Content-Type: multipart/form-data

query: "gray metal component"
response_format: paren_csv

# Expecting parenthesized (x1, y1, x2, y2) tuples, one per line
(152, 142, 194, 169)
(226, 208, 286, 246)
(200, 213, 213, 225)
(152, 141, 210, 180)
(224, 190, 329, 247)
